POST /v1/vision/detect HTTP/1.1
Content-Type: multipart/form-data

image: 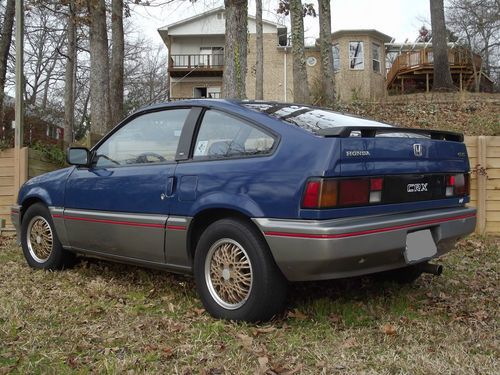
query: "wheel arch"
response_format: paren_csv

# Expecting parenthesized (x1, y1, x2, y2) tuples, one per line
(186, 208, 267, 261)
(19, 196, 49, 222)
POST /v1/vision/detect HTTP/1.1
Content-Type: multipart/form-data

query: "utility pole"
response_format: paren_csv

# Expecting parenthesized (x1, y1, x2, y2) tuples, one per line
(14, 0, 23, 149)
(14, 0, 25, 197)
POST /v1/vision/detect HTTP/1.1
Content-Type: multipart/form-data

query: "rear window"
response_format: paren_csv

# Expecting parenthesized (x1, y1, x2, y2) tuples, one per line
(243, 103, 392, 134)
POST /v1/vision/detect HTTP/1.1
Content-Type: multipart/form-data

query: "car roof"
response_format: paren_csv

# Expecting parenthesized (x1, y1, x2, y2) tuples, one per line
(136, 99, 393, 130)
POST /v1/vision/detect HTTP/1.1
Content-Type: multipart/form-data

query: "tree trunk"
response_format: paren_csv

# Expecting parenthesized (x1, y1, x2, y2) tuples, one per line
(88, 0, 111, 136)
(430, 0, 456, 91)
(318, 0, 334, 106)
(289, 0, 310, 103)
(0, 0, 15, 128)
(110, 0, 124, 126)
(222, 0, 248, 99)
(64, 0, 77, 146)
(255, 0, 264, 100)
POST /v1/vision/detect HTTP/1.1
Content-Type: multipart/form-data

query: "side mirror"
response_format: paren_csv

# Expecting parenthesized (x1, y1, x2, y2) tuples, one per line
(67, 147, 90, 167)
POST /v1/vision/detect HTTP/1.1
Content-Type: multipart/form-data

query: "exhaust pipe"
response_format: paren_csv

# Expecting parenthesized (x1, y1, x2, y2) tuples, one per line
(420, 262, 443, 276)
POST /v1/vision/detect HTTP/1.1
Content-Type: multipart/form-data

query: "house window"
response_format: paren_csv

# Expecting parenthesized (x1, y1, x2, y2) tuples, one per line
(46, 125, 58, 139)
(349, 41, 364, 70)
(372, 43, 381, 73)
(332, 43, 340, 71)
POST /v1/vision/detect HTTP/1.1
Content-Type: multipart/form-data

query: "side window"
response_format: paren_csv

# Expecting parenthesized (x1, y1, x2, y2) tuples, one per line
(193, 110, 275, 159)
(95, 109, 190, 167)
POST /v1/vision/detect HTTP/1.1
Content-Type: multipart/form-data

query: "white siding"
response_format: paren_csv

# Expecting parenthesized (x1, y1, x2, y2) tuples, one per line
(171, 36, 225, 54)
(166, 11, 278, 36)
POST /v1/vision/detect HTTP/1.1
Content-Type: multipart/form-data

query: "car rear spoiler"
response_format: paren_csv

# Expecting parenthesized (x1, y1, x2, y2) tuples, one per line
(316, 126, 464, 142)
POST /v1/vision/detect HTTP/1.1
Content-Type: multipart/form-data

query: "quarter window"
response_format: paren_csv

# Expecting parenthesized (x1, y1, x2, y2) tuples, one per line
(332, 43, 340, 71)
(372, 43, 381, 73)
(94, 109, 190, 167)
(349, 41, 364, 70)
(193, 110, 274, 159)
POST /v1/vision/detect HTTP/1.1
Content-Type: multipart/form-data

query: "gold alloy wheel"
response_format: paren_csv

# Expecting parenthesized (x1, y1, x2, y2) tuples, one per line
(27, 216, 53, 263)
(205, 238, 253, 310)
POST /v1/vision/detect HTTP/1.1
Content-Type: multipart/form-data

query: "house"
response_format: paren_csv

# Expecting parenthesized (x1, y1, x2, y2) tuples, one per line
(158, 6, 321, 102)
(0, 99, 64, 148)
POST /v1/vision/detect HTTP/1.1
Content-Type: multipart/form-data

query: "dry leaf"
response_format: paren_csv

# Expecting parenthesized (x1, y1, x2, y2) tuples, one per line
(287, 309, 307, 320)
(253, 326, 277, 335)
(328, 314, 342, 324)
(193, 308, 205, 316)
(342, 337, 358, 348)
(281, 364, 303, 375)
(257, 356, 268, 367)
(381, 324, 397, 335)
(236, 333, 253, 348)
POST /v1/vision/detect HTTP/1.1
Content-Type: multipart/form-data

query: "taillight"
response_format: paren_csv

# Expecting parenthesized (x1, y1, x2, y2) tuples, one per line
(302, 181, 321, 208)
(302, 177, 383, 209)
(369, 178, 383, 203)
(446, 173, 469, 197)
(338, 179, 369, 206)
(302, 180, 338, 208)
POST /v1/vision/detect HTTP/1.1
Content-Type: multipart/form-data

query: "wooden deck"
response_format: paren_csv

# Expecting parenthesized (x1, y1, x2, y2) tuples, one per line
(386, 48, 485, 93)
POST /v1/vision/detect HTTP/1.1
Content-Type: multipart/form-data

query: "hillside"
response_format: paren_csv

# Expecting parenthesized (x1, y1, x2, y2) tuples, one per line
(333, 93, 499, 136)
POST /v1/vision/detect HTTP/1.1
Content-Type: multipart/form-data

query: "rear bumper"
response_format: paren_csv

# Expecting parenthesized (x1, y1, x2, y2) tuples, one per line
(253, 207, 476, 281)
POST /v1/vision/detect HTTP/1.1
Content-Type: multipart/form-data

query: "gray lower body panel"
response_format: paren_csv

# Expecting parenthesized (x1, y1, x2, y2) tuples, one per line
(253, 207, 476, 281)
(54, 208, 193, 271)
(13, 204, 193, 272)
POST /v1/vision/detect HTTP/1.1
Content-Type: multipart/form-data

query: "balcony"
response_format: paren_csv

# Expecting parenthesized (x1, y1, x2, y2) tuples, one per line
(169, 54, 224, 77)
(386, 47, 486, 93)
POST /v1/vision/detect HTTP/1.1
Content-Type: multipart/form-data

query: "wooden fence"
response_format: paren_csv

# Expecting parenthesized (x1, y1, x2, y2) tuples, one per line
(0, 147, 59, 230)
(0, 139, 499, 234)
(465, 136, 500, 234)
(0, 148, 16, 228)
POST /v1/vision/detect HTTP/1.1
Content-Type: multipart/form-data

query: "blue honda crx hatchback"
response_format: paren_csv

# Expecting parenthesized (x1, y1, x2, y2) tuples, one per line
(12, 100, 476, 321)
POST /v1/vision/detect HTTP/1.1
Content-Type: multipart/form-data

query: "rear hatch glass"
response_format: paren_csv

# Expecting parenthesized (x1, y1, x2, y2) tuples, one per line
(243, 103, 391, 132)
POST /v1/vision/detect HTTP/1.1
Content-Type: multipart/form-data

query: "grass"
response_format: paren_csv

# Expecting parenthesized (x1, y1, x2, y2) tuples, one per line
(0, 236, 498, 374)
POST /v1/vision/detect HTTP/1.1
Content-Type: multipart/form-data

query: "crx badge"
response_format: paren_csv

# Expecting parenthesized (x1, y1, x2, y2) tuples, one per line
(413, 144, 423, 157)
(407, 183, 428, 193)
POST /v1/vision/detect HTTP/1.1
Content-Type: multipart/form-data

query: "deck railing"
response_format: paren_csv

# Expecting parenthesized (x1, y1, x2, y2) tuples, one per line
(169, 54, 224, 70)
(387, 48, 482, 86)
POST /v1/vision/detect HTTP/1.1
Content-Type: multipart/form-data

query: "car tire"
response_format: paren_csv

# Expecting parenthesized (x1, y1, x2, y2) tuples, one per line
(21, 203, 76, 270)
(376, 264, 423, 284)
(194, 218, 288, 322)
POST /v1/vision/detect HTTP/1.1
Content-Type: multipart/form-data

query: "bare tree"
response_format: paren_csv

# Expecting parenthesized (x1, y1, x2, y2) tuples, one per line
(447, 0, 500, 91)
(22, 6, 66, 107)
(0, 0, 15, 127)
(278, 0, 315, 103)
(255, 0, 263, 100)
(430, 0, 456, 91)
(110, 0, 124, 126)
(125, 44, 169, 112)
(64, 0, 77, 146)
(222, 0, 248, 99)
(318, 0, 334, 106)
(88, 0, 111, 135)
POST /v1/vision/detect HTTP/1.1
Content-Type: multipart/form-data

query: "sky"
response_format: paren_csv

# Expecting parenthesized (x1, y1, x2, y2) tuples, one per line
(129, 0, 431, 48)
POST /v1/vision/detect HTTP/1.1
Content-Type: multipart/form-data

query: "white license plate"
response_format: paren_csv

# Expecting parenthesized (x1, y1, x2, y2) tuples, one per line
(404, 230, 437, 264)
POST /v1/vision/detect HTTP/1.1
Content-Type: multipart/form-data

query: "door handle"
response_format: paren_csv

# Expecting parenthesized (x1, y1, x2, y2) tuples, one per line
(166, 176, 176, 197)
